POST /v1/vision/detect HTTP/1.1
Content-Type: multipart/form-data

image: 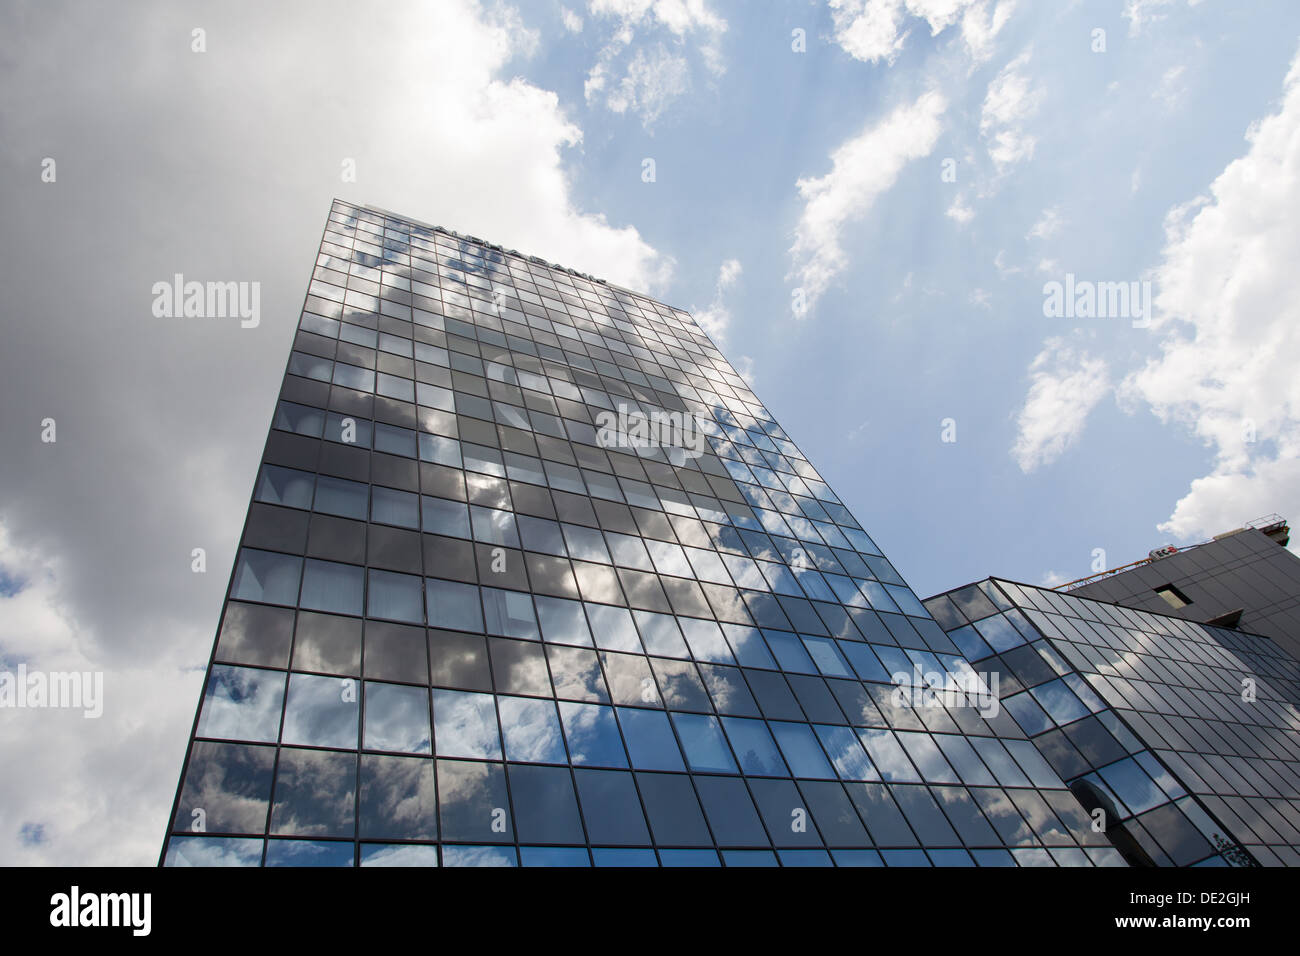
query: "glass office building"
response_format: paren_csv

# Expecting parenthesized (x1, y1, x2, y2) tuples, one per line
(925, 579, 1300, 866)
(164, 199, 1124, 867)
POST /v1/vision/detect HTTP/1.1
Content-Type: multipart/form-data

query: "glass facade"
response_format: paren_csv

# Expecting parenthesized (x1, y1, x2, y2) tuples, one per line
(164, 200, 1120, 867)
(925, 578, 1300, 867)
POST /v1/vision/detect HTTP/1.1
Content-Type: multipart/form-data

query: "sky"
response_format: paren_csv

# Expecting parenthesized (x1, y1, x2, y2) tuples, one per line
(1, 0, 1299, 865)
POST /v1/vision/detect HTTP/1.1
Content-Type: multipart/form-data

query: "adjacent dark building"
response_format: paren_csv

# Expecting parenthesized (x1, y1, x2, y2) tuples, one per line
(1065, 517, 1300, 662)
(162, 200, 1126, 867)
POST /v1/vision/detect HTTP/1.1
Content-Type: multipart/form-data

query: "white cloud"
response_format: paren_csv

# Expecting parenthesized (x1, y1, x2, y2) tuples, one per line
(561, 6, 584, 32)
(1155, 64, 1188, 107)
(352, 0, 670, 292)
(970, 287, 993, 309)
(1027, 205, 1064, 240)
(946, 193, 975, 224)
(959, 0, 1017, 63)
(788, 89, 947, 314)
(893, 270, 915, 302)
(603, 43, 691, 125)
(1039, 569, 1070, 587)
(584, 0, 726, 126)
(1123, 0, 1204, 36)
(717, 257, 743, 287)
(981, 49, 1042, 170)
(1120, 44, 1300, 538)
(1012, 337, 1110, 471)
(829, 0, 909, 63)
(692, 257, 743, 343)
(0, 524, 202, 865)
(828, 0, 1015, 65)
(589, 0, 725, 35)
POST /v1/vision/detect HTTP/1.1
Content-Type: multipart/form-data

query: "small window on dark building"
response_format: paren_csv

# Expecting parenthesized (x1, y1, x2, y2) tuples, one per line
(1154, 584, 1191, 609)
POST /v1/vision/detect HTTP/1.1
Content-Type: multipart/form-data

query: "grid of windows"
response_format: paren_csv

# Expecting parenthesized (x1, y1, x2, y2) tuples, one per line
(926, 578, 1300, 867)
(164, 201, 1118, 867)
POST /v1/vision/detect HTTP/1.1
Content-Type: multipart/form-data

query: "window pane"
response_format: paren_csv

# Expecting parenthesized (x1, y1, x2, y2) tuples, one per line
(896, 731, 959, 783)
(359, 844, 440, 866)
(274, 401, 325, 437)
(558, 702, 627, 767)
(634, 611, 688, 657)
(482, 587, 539, 640)
(463, 443, 505, 477)
(858, 729, 920, 783)
(600, 652, 658, 707)
(498, 696, 566, 763)
(255, 465, 314, 509)
(573, 770, 651, 845)
(637, 772, 712, 846)
(281, 673, 360, 749)
(289, 351, 332, 382)
(271, 748, 357, 838)
(230, 549, 302, 606)
(517, 516, 567, 556)
(721, 717, 787, 776)
(509, 765, 585, 844)
(646, 540, 693, 577)
(672, 713, 737, 773)
(358, 753, 436, 840)
(616, 707, 684, 771)
(433, 689, 501, 759)
(368, 569, 424, 623)
(606, 532, 653, 570)
(436, 760, 512, 843)
(376, 373, 414, 403)
(535, 596, 592, 646)
(340, 323, 377, 347)
(196, 665, 286, 743)
(679, 618, 733, 664)
(364, 682, 431, 754)
(470, 506, 519, 548)
(722, 624, 777, 669)
(419, 433, 462, 467)
(562, 524, 610, 563)
(585, 603, 642, 652)
(173, 741, 276, 834)
(770, 721, 835, 778)
(378, 332, 413, 357)
(814, 724, 877, 781)
(300, 559, 364, 616)
(546, 645, 607, 703)
(422, 496, 470, 538)
(801, 636, 852, 678)
(763, 631, 817, 674)
(371, 486, 419, 528)
(426, 579, 483, 633)
(315, 476, 368, 520)
(333, 363, 374, 392)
